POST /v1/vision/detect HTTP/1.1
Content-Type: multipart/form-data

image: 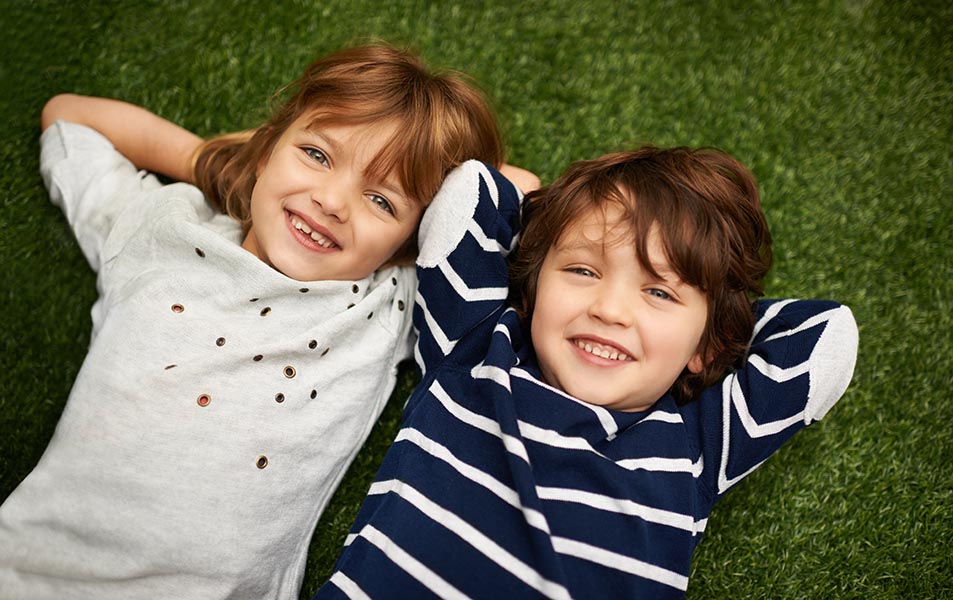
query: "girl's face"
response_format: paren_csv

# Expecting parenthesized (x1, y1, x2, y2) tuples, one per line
(530, 207, 708, 412)
(242, 116, 421, 282)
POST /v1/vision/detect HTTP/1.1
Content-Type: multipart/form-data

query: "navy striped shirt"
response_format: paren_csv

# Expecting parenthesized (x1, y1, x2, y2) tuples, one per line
(315, 162, 858, 599)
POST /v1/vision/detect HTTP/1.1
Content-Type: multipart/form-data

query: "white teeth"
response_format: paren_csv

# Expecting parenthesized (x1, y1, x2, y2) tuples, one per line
(575, 339, 630, 362)
(290, 214, 337, 248)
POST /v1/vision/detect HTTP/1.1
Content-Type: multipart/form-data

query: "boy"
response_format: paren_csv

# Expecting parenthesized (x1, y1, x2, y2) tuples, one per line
(315, 149, 858, 598)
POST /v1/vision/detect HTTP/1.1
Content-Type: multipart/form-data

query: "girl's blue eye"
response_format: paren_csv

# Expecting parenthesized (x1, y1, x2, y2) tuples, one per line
(303, 147, 329, 166)
(369, 194, 394, 215)
(647, 288, 672, 301)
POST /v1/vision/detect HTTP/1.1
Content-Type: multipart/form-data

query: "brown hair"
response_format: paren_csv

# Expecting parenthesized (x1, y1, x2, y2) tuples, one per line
(509, 147, 773, 403)
(192, 43, 504, 265)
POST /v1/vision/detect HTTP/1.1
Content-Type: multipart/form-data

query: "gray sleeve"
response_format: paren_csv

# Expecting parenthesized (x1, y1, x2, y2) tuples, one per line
(39, 120, 163, 272)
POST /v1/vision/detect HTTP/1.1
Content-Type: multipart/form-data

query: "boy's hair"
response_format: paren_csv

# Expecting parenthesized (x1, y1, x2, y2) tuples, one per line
(509, 147, 773, 403)
(192, 43, 504, 266)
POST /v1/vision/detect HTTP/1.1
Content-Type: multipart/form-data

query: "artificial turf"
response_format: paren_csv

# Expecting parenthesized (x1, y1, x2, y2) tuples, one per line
(1, 1, 950, 598)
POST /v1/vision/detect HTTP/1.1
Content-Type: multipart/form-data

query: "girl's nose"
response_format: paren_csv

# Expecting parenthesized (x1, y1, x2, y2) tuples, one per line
(312, 186, 350, 222)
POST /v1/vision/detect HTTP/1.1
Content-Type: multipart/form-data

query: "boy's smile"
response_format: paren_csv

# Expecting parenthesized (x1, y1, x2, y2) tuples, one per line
(242, 115, 421, 282)
(530, 207, 708, 412)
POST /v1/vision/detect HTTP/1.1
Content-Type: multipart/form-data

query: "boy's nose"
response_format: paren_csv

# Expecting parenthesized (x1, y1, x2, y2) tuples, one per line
(588, 292, 633, 327)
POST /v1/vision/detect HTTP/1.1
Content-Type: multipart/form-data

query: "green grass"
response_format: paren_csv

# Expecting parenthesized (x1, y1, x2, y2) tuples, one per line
(2, 1, 951, 598)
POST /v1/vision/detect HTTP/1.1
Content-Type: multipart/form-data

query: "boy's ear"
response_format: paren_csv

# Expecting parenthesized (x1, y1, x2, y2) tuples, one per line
(687, 352, 706, 375)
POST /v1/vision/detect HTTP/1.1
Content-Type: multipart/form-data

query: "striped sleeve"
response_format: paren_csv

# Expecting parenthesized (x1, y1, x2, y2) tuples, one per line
(413, 161, 522, 375)
(689, 299, 859, 500)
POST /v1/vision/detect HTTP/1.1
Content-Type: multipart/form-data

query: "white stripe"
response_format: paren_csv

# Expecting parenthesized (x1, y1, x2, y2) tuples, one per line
(370, 480, 572, 600)
(467, 220, 506, 253)
(493, 321, 513, 343)
(396, 428, 551, 533)
(438, 260, 509, 302)
(518, 420, 701, 475)
(430, 381, 530, 463)
(413, 343, 426, 377)
(694, 517, 708, 534)
(511, 368, 619, 440)
(730, 374, 803, 437)
(474, 162, 501, 207)
(552, 536, 688, 591)
(328, 572, 372, 600)
(717, 377, 774, 494)
(763, 308, 839, 342)
(445, 369, 695, 475)
(356, 524, 471, 600)
(751, 298, 795, 339)
(616, 456, 702, 475)
(471, 362, 512, 392)
(536, 486, 694, 532)
(638, 410, 684, 425)
(748, 354, 810, 382)
(416, 292, 453, 355)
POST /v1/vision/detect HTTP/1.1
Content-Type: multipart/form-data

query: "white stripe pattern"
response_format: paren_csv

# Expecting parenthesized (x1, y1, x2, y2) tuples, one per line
(510, 368, 619, 440)
(717, 375, 778, 494)
(430, 381, 530, 464)
(328, 572, 372, 600)
(438, 260, 509, 302)
(352, 525, 471, 600)
(551, 537, 688, 591)
(763, 308, 840, 343)
(536, 486, 695, 532)
(395, 428, 551, 533)
(748, 354, 810, 382)
(367, 480, 573, 600)
(416, 292, 453, 356)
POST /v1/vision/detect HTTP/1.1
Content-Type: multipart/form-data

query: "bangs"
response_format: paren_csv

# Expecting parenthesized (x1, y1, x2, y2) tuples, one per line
(624, 176, 729, 295)
(303, 102, 442, 210)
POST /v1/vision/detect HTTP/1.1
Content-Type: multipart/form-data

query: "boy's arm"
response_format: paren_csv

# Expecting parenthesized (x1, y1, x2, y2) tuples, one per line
(689, 299, 858, 500)
(41, 94, 202, 183)
(413, 161, 522, 375)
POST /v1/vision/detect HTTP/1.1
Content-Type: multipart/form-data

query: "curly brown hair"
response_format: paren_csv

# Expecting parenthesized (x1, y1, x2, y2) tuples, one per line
(509, 147, 773, 403)
(191, 43, 504, 266)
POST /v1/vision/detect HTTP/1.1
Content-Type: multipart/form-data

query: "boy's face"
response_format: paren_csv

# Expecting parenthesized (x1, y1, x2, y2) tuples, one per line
(243, 115, 422, 281)
(531, 207, 708, 412)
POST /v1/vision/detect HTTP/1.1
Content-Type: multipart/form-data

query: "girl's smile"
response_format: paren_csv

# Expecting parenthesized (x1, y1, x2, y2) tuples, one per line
(242, 116, 422, 282)
(287, 210, 340, 251)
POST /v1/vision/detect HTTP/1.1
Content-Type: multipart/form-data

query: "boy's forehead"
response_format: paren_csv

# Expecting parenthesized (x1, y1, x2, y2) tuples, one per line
(557, 205, 632, 248)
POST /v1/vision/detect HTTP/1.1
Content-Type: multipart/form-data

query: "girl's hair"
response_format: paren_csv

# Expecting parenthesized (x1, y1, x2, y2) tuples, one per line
(509, 147, 773, 403)
(192, 43, 504, 265)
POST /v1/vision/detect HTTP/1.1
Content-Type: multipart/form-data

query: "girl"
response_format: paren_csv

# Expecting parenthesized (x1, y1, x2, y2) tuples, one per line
(315, 153, 858, 598)
(0, 44, 533, 599)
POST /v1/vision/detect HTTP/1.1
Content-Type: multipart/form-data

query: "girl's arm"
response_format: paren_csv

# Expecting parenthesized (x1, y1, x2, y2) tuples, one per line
(41, 94, 202, 183)
(498, 163, 541, 194)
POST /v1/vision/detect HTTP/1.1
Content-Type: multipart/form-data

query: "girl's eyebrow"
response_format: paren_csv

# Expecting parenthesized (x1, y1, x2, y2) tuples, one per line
(301, 124, 340, 152)
(302, 124, 412, 211)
